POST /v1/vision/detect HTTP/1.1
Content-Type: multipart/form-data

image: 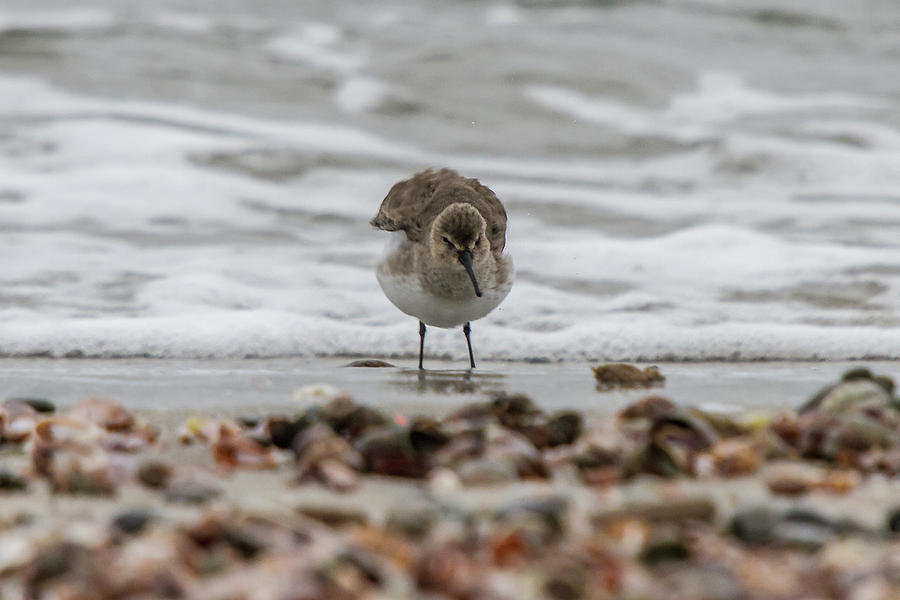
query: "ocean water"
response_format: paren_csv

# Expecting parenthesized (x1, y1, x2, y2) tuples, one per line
(1, 0, 899, 361)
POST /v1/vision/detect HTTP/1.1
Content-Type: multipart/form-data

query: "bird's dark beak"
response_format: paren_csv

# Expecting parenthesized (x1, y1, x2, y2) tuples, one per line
(458, 250, 482, 297)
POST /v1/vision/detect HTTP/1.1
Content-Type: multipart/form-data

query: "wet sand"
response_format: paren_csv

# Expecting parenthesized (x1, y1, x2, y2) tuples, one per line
(3, 358, 892, 417)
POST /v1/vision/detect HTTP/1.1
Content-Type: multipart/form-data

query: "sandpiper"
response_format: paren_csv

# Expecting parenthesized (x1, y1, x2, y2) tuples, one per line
(372, 168, 513, 369)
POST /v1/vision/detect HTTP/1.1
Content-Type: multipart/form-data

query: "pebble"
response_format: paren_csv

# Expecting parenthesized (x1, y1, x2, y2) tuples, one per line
(593, 363, 665, 389)
(112, 510, 155, 535)
(0, 469, 29, 492)
(345, 359, 395, 368)
(8, 397, 56, 413)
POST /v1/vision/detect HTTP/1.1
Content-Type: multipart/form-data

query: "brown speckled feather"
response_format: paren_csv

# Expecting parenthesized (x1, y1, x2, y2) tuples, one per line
(371, 168, 507, 255)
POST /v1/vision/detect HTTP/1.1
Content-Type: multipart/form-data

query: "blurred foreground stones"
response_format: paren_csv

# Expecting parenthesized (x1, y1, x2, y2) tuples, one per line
(2, 368, 900, 598)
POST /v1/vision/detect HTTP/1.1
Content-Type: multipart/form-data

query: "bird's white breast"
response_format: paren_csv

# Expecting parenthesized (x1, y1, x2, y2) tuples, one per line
(376, 232, 512, 329)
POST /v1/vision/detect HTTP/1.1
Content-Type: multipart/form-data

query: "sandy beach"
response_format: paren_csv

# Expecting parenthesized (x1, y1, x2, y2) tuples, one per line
(3, 360, 900, 598)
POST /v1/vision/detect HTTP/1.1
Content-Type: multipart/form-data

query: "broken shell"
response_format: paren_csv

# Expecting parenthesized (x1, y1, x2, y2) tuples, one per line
(69, 397, 136, 431)
(0, 399, 40, 442)
(211, 422, 285, 470)
(320, 396, 388, 440)
(353, 425, 424, 478)
(697, 438, 761, 478)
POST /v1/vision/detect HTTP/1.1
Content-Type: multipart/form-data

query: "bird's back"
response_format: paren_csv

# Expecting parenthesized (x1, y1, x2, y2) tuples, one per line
(371, 169, 507, 255)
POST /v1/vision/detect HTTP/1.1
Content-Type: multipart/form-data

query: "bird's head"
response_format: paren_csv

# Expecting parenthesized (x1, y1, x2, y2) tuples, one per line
(430, 203, 488, 297)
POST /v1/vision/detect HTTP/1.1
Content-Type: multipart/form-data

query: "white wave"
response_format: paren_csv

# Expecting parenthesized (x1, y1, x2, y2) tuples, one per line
(1, 72, 899, 361)
(335, 76, 391, 113)
(264, 22, 366, 74)
(0, 8, 115, 32)
(525, 71, 888, 141)
(0, 314, 898, 361)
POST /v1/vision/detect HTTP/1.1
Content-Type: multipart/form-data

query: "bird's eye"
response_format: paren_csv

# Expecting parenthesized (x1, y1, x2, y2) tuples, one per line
(441, 236, 453, 247)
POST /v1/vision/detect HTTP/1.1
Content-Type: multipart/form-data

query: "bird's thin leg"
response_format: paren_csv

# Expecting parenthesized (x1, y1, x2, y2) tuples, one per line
(463, 321, 476, 369)
(418, 320, 427, 370)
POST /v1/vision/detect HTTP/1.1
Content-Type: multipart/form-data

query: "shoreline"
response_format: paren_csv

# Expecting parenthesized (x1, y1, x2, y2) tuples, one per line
(3, 358, 897, 416)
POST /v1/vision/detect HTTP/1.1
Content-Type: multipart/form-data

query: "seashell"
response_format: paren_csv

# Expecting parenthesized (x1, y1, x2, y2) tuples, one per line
(801, 378, 893, 415)
(416, 544, 479, 599)
(313, 458, 359, 492)
(49, 453, 119, 496)
(292, 383, 352, 405)
(0, 399, 40, 442)
(264, 413, 315, 449)
(100, 421, 160, 453)
(295, 423, 364, 472)
(69, 397, 135, 431)
(765, 462, 818, 496)
(353, 425, 423, 478)
(697, 437, 761, 477)
(211, 422, 285, 470)
(165, 469, 222, 504)
(490, 392, 543, 431)
(179, 415, 215, 444)
(102, 531, 188, 597)
(545, 411, 582, 447)
(495, 496, 568, 544)
(427, 467, 462, 493)
(625, 411, 718, 477)
(350, 524, 415, 570)
(320, 396, 388, 440)
(815, 469, 861, 494)
(618, 395, 677, 421)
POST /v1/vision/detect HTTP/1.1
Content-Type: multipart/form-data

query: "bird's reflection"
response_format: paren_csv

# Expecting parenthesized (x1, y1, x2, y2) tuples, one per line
(391, 368, 506, 394)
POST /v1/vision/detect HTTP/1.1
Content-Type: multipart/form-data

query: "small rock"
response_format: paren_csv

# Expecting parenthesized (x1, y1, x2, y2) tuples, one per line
(223, 525, 266, 559)
(496, 496, 569, 543)
(546, 411, 582, 447)
(457, 457, 518, 485)
(112, 510, 155, 535)
(69, 397, 135, 431)
(765, 463, 816, 496)
(0, 469, 29, 492)
(354, 425, 423, 478)
(699, 438, 761, 477)
(490, 392, 543, 431)
(292, 384, 352, 405)
(593, 363, 665, 390)
(8, 397, 56, 413)
(386, 502, 439, 539)
(886, 508, 900, 534)
(640, 524, 691, 564)
(137, 460, 173, 489)
(730, 507, 780, 545)
(321, 397, 388, 439)
(730, 507, 840, 551)
(345, 359, 395, 368)
(618, 395, 677, 421)
(296, 504, 367, 528)
(165, 473, 221, 504)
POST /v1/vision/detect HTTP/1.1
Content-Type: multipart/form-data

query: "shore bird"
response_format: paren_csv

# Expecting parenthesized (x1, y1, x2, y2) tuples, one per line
(372, 168, 513, 369)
